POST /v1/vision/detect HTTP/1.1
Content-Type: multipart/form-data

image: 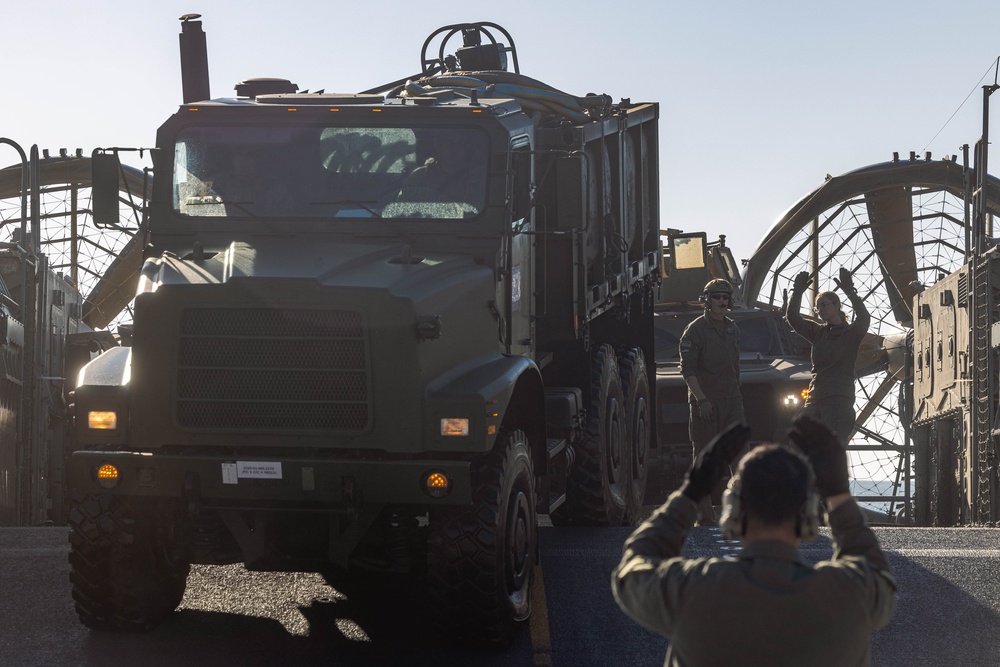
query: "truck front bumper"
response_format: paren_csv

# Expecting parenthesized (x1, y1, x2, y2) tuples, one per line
(69, 450, 473, 507)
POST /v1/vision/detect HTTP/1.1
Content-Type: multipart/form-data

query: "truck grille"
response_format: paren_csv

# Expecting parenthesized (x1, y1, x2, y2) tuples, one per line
(176, 308, 370, 431)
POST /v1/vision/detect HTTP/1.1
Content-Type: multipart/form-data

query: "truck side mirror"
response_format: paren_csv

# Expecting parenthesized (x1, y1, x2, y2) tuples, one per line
(91, 150, 121, 227)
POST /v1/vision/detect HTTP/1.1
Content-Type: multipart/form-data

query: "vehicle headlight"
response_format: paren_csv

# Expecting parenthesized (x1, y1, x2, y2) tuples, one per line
(88, 411, 118, 430)
(74, 386, 128, 445)
(440, 418, 470, 436)
(780, 388, 810, 409)
(781, 393, 801, 409)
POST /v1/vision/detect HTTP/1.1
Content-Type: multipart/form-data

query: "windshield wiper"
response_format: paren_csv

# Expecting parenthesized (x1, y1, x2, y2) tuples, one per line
(216, 199, 259, 217)
(308, 199, 383, 219)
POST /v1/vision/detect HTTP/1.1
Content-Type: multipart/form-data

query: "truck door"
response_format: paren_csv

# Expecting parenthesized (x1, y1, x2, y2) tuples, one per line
(507, 141, 534, 355)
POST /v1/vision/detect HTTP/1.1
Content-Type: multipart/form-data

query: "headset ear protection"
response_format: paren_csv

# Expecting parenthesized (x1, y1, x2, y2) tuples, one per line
(719, 484, 744, 540)
(798, 491, 821, 541)
(719, 476, 821, 541)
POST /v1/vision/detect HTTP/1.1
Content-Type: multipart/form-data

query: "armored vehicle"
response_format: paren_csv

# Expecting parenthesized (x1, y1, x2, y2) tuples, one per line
(0, 241, 86, 526)
(653, 230, 812, 474)
(0, 149, 120, 528)
(910, 191, 1000, 526)
(67, 17, 659, 643)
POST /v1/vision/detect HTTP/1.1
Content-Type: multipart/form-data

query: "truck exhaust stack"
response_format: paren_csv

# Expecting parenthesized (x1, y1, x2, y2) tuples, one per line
(179, 13, 210, 103)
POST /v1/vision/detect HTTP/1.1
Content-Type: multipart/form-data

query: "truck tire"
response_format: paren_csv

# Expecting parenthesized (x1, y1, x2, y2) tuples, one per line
(426, 429, 537, 645)
(68, 494, 189, 631)
(555, 344, 628, 525)
(619, 347, 650, 524)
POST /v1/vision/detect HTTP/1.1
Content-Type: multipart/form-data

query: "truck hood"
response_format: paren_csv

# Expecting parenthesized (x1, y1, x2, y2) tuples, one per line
(657, 356, 812, 384)
(128, 237, 501, 449)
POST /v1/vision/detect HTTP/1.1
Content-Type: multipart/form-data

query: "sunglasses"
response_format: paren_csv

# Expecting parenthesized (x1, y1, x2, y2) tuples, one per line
(709, 293, 730, 301)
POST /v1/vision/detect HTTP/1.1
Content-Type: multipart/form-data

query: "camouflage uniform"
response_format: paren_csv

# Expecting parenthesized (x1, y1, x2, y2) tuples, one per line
(785, 289, 870, 447)
(679, 313, 745, 446)
(611, 491, 897, 667)
(679, 313, 744, 520)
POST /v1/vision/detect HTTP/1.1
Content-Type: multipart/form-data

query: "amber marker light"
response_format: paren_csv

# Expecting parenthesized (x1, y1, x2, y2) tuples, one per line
(440, 418, 469, 436)
(88, 411, 118, 430)
(287, 107, 298, 112)
(800, 388, 810, 401)
(423, 471, 451, 498)
(96, 463, 120, 489)
(371, 108, 382, 113)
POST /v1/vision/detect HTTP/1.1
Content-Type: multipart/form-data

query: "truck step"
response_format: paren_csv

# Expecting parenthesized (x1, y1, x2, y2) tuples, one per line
(548, 492, 566, 514)
(546, 437, 567, 460)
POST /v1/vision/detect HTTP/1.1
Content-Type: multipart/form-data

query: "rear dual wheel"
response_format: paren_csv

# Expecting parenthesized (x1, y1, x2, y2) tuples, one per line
(555, 344, 631, 525)
(619, 347, 651, 523)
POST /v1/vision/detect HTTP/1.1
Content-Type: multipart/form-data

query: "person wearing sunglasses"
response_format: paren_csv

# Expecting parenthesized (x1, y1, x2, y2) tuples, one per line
(784, 267, 870, 448)
(678, 278, 745, 523)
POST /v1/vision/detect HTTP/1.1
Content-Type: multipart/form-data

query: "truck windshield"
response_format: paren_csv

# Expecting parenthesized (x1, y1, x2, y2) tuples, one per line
(173, 125, 489, 220)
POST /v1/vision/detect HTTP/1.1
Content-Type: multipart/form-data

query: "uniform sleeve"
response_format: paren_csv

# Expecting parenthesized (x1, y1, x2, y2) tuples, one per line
(732, 321, 741, 382)
(844, 287, 871, 340)
(679, 322, 701, 379)
(825, 499, 897, 629)
(784, 288, 818, 343)
(611, 491, 698, 635)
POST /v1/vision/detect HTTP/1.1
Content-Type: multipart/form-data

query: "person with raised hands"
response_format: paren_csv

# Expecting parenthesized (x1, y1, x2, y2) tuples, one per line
(612, 417, 895, 667)
(785, 267, 871, 447)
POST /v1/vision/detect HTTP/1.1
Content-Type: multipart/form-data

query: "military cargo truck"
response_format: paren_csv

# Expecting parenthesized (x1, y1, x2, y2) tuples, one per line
(68, 17, 659, 643)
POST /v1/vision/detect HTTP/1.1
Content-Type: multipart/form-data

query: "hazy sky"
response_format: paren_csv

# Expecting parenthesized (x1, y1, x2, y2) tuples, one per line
(4, 0, 1000, 261)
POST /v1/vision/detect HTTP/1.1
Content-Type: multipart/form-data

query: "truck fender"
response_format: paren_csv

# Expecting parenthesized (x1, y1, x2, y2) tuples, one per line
(72, 347, 131, 446)
(75, 346, 132, 388)
(425, 353, 544, 454)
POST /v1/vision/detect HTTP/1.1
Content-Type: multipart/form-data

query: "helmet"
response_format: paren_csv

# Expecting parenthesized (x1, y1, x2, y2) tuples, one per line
(703, 278, 734, 295)
(701, 278, 734, 307)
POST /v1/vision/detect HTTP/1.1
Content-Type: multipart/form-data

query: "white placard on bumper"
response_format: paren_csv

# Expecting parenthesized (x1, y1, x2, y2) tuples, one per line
(222, 461, 283, 484)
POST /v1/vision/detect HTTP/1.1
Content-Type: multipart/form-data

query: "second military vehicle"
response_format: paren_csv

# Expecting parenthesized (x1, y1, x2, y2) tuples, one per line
(67, 17, 659, 643)
(653, 230, 812, 477)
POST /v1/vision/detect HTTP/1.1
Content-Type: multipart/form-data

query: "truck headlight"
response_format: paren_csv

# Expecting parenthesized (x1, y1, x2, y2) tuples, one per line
(781, 388, 809, 409)
(440, 418, 469, 436)
(781, 393, 801, 409)
(88, 411, 118, 430)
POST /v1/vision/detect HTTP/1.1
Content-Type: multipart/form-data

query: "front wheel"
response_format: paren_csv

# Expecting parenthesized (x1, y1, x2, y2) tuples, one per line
(68, 494, 189, 631)
(427, 429, 537, 645)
